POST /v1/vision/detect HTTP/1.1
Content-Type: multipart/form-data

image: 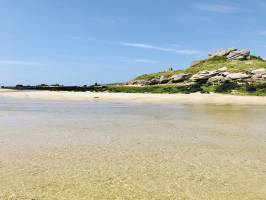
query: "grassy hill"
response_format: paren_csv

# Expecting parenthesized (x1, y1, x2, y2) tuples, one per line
(108, 53, 266, 96)
(135, 55, 266, 81)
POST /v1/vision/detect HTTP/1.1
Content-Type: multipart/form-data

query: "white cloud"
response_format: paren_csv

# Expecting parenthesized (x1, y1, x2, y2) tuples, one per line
(195, 3, 239, 13)
(119, 42, 201, 55)
(0, 60, 44, 66)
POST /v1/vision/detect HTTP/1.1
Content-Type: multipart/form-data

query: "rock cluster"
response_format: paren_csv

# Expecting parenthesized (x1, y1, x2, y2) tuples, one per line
(128, 48, 266, 87)
(128, 68, 266, 86)
(208, 48, 250, 60)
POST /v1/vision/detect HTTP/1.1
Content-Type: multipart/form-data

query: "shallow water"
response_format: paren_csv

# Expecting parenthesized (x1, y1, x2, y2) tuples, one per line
(0, 97, 266, 200)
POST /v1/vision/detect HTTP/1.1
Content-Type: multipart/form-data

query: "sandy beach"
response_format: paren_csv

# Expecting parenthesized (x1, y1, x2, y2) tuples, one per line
(0, 89, 266, 105)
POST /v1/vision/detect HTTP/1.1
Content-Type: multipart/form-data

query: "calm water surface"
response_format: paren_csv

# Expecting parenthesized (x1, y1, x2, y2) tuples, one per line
(0, 97, 266, 200)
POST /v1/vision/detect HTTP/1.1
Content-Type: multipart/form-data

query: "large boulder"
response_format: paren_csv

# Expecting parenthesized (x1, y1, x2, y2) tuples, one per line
(170, 73, 192, 82)
(208, 75, 226, 83)
(226, 49, 250, 60)
(226, 73, 251, 80)
(128, 80, 150, 86)
(209, 48, 250, 60)
(159, 76, 170, 84)
(208, 48, 237, 58)
(251, 68, 266, 75)
(149, 78, 160, 85)
(190, 70, 219, 82)
(221, 72, 230, 76)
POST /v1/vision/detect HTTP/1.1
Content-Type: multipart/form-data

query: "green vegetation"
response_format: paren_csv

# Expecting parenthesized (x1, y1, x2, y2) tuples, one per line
(185, 58, 266, 75)
(96, 84, 200, 94)
(250, 55, 264, 61)
(135, 70, 183, 81)
(201, 83, 266, 96)
(135, 57, 266, 81)
(94, 84, 266, 96)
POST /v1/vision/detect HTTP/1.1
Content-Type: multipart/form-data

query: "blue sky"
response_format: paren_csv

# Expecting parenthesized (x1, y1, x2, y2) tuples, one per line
(0, 0, 266, 85)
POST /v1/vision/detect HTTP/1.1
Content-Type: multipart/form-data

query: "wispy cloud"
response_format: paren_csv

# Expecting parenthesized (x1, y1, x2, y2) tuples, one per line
(194, 3, 239, 13)
(258, 30, 266, 36)
(119, 42, 201, 55)
(0, 60, 44, 66)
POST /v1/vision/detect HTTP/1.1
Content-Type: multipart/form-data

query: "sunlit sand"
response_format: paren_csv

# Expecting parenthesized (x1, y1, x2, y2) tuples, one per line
(1, 89, 266, 105)
(0, 95, 266, 199)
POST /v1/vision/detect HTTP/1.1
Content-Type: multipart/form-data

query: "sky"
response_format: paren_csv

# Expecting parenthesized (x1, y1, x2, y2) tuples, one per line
(0, 0, 266, 85)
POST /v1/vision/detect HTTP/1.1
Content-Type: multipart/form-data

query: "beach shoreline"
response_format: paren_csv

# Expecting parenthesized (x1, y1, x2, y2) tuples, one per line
(0, 89, 266, 105)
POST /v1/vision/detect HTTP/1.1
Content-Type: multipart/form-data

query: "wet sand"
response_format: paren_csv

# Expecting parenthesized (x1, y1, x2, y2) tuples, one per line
(0, 95, 266, 199)
(1, 89, 266, 105)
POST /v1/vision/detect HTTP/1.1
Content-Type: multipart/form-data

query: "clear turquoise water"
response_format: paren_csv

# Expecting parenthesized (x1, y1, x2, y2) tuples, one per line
(0, 98, 266, 200)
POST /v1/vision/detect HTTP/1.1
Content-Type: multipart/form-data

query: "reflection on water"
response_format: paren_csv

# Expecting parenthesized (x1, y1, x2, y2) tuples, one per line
(0, 98, 266, 200)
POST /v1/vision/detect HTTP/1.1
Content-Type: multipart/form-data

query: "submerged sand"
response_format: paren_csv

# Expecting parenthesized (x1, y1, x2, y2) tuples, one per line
(0, 91, 266, 200)
(0, 89, 266, 105)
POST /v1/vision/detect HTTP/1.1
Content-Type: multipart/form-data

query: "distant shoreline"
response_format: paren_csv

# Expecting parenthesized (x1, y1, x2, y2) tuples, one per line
(1, 89, 266, 105)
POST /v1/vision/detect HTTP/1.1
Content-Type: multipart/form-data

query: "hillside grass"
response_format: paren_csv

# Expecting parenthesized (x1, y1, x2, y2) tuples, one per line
(135, 70, 184, 81)
(185, 56, 266, 74)
(135, 56, 266, 81)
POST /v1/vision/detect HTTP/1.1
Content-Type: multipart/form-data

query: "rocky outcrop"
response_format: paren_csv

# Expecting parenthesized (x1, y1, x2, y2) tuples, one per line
(209, 48, 236, 58)
(149, 78, 160, 85)
(208, 48, 250, 60)
(226, 49, 250, 60)
(252, 68, 266, 75)
(208, 75, 227, 83)
(250, 68, 266, 83)
(129, 47, 265, 87)
(159, 76, 169, 84)
(226, 73, 251, 80)
(190, 70, 219, 82)
(129, 67, 266, 86)
(128, 80, 150, 86)
(170, 74, 192, 83)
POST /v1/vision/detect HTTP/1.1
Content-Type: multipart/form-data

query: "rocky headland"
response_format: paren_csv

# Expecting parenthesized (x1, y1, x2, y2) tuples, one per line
(125, 48, 266, 95)
(129, 48, 266, 86)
